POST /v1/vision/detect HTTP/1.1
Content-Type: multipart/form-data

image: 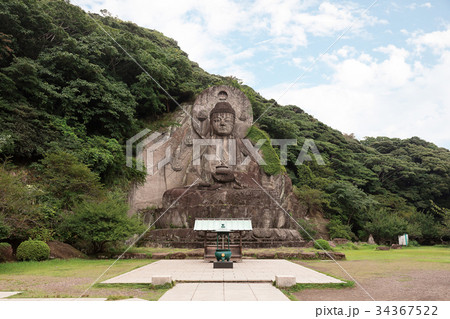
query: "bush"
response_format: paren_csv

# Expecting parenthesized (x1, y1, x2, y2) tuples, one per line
(408, 240, 420, 247)
(327, 218, 355, 240)
(297, 218, 318, 240)
(0, 242, 13, 262)
(314, 239, 332, 250)
(59, 192, 145, 254)
(16, 240, 50, 261)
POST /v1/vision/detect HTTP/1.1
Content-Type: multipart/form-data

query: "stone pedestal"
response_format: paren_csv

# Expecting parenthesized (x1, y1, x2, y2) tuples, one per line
(155, 187, 293, 229)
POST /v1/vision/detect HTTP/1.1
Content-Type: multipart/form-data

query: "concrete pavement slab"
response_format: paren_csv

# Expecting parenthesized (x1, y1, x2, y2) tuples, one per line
(0, 292, 21, 299)
(103, 259, 342, 284)
(159, 283, 290, 301)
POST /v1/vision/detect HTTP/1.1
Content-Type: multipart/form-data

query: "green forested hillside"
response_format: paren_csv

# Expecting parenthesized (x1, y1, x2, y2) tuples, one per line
(0, 0, 449, 249)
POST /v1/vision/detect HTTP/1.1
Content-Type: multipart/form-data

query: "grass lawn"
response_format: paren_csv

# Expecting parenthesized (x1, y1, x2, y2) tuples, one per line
(340, 245, 450, 263)
(0, 259, 169, 300)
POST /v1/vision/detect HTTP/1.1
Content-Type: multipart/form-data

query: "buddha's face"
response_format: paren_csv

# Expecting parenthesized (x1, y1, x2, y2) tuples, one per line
(211, 112, 235, 136)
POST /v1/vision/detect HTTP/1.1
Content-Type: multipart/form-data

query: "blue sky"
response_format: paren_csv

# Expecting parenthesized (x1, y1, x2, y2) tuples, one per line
(76, 0, 450, 149)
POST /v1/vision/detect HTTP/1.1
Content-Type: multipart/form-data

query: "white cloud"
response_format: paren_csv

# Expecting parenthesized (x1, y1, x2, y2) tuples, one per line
(222, 65, 257, 86)
(260, 47, 450, 148)
(75, 0, 253, 78)
(336, 45, 358, 58)
(409, 27, 450, 54)
(407, 2, 433, 10)
(74, 0, 384, 85)
(252, 0, 384, 47)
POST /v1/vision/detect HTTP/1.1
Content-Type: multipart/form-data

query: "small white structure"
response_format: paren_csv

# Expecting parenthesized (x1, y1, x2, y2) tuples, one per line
(152, 275, 172, 286)
(275, 275, 296, 288)
(398, 234, 409, 246)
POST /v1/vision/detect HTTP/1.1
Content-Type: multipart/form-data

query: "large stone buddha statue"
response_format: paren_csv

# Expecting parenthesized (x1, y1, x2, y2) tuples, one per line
(131, 85, 305, 246)
(201, 101, 241, 186)
(183, 88, 256, 188)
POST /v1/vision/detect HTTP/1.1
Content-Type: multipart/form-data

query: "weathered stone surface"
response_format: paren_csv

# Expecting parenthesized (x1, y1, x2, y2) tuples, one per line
(304, 241, 314, 248)
(328, 241, 336, 247)
(332, 252, 346, 260)
(300, 252, 317, 260)
(142, 228, 305, 248)
(317, 251, 334, 260)
(276, 252, 299, 259)
(275, 275, 296, 288)
(391, 244, 402, 249)
(152, 252, 170, 259)
(376, 246, 390, 251)
(46, 241, 85, 259)
(243, 251, 256, 257)
(368, 234, 376, 245)
(169, 252, 186, 259)
(256, 252, 276, 259)
(192, 85, 252, 139)
(156, 186, 302, 229)
(152, 275, 172, 286)
(333, 238, 349, 245)
(186, 249, 203, 258)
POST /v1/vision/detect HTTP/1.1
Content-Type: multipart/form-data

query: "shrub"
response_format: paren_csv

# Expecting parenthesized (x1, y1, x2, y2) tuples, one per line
(327, 218, 355, 240)
(314, 239, 331, 250)
(408, 240, 420, 247)
(16, 240, 50, 261)
(297, 218, 318, 240)
(0, 242, 11, 249)
(59, 192, 145, 254)
(0, 242, 13, 262)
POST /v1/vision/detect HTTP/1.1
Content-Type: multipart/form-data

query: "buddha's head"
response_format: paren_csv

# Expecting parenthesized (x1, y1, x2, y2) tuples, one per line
(210, 102, 236, 136)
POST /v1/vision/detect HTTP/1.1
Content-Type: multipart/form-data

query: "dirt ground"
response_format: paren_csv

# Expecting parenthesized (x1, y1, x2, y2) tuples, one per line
(292, 260, 450, 301)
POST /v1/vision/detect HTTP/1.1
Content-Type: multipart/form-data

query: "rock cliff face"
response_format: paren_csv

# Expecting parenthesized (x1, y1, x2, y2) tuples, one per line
(129, 85, 307, 247)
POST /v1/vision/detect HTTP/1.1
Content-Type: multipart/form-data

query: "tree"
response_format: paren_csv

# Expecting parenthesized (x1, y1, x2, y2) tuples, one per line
(327, 217, 355, 240)
(59, 194, 145, 254)
(438, 209, 450, 243)
(326, 181, 378, 227)
(293, 185, 327, 215)
(364, 209, 408, 244)
(0, 216, 11, 240)
(0, 165, 44, 241)
(37, 151, 104, 208)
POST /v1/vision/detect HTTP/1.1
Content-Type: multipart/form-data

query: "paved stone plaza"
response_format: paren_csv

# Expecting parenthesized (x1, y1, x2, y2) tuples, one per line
(159, 283, 289, 301)
(1, 261, 343, 301)
(103, 259, 343, 284)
